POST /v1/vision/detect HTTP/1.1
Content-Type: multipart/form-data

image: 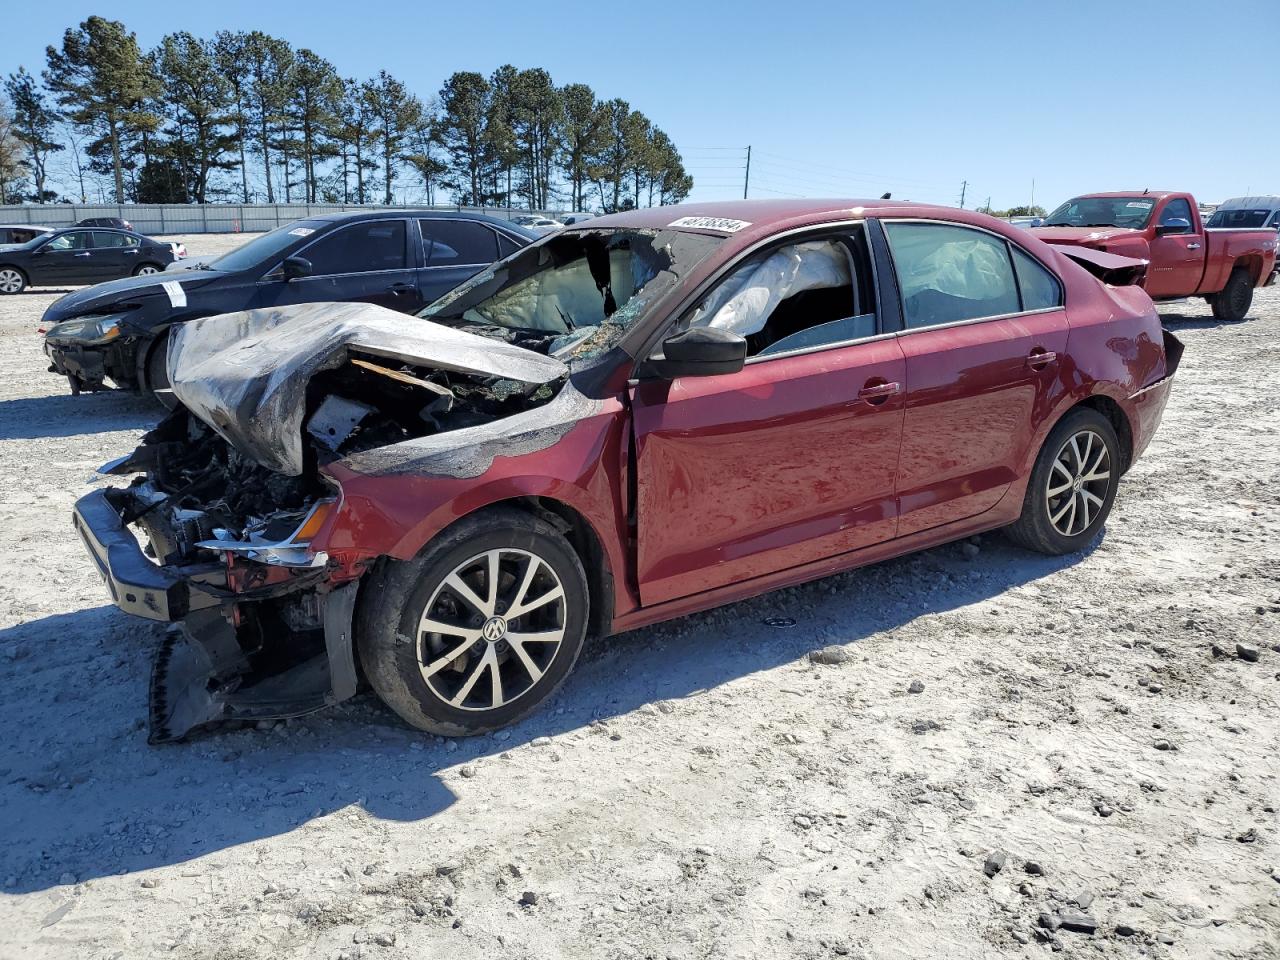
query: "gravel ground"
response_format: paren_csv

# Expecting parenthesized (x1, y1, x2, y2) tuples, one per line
(0, 235, 1277, 960)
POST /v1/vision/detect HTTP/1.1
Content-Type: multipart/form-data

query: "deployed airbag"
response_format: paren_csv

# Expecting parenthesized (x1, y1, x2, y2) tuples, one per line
(690, 241, 852, 338)
(168, 302, 566, 476)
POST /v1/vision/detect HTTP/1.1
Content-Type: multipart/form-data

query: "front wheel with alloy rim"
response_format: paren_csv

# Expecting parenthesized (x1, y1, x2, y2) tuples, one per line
(357, 508, 589, 736)
(1004, 407, 1120, 555)
(0, 267, 26, 294)
(133, 263, 162, 277)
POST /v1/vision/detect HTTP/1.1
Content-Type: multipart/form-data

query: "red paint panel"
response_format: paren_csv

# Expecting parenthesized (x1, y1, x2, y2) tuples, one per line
(896, 310, 1069, 535)
(629, 338, 906, 606)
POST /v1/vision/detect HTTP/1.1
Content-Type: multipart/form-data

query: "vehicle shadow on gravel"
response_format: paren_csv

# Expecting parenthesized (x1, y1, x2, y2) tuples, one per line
(0, 535, 1095, 893)
(0, 391, 160, 440)
(1157, 310, 1252, 330)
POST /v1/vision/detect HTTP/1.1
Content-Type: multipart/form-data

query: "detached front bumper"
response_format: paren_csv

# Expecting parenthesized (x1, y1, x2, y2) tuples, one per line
(73, 488, 222, 620)
(44, 336, 140, 391)
(73, 485, 361, 742)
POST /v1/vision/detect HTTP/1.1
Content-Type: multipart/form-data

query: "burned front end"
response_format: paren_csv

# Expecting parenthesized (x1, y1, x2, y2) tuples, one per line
(73, 301, 569, 742)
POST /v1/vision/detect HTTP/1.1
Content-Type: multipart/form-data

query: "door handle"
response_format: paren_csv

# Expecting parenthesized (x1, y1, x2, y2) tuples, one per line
(123, 248, 138, 254)
(857, 380, 901, 404)
(387, 282, 415, 296)
(1186, 242, 1201, 250)
(1026, 349, 1057, 370)
(74, 252, 91, 257)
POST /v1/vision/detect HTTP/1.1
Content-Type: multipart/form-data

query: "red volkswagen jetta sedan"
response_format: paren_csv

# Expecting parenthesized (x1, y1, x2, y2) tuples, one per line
(73, 200, 1182, 741)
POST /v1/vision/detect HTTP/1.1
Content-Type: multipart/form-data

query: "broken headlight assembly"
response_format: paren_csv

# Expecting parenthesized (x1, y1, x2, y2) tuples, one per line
(46, 313, 128, 345)
(196, 496, 338, 568)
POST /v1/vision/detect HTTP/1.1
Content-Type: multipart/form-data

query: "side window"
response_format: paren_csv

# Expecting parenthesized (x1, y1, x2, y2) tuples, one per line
(1159, 199, 1194, 232)
(302, 221, 407, 275)
(422, 220, 498, 266)
(1011, 247, 1062, 311)
(681, 230, 877, 358)
(496, 233, 523, 258)
(883, 222, 1020, 329)
(92, 231, 139, 248)
(1269, 210, 1280, 229)
(46, 231, 93, 251)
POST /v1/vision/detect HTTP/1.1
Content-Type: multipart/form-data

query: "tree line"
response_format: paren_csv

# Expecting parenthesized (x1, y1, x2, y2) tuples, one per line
(0, 16, 693, 212)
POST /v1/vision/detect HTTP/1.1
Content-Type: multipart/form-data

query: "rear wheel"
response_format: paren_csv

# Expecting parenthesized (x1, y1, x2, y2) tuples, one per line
(1005, 407, 1120, 555)
(1210, 268, 1253, 321)
(0, 267, 26, 294)
(133, 263, 162, 277)
(357, 508, 589, 736)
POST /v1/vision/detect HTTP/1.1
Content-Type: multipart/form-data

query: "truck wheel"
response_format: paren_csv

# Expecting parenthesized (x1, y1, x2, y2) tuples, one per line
(1004, 407, 1120, 555)
(357, 508, 589, 737)
(1210, 268, 1253, 321)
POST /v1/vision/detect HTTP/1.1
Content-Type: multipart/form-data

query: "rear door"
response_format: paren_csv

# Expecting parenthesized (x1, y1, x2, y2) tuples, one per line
(880, 219, 1069, 535)
(90, 231, 140, 280)
(264, 219, 417, 311)
(629, 227, 906, 605)
(417, 219, 505, 305)
(1146, 197, 1205, 297)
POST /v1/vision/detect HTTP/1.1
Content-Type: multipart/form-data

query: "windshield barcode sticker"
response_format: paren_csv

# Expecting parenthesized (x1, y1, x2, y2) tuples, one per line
(288, 227, 315, 237)
(161, 280, 187, 309)
(668, 216, 752, 233)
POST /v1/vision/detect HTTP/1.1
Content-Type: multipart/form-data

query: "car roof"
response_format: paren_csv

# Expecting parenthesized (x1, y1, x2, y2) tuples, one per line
(300, 208, 539, 241)
(1214, 195, 1280, 211)
(577, 198, 1005, 241)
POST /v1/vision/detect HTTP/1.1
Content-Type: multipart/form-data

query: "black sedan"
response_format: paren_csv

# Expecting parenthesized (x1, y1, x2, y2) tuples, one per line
(1, 227, 182, 294)
(43, 210, 537, 403)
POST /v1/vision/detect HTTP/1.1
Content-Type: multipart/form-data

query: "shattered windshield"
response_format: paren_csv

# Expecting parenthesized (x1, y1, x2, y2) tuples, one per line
(1043, 197, 1155, 229)
(419, 229, 723, 364)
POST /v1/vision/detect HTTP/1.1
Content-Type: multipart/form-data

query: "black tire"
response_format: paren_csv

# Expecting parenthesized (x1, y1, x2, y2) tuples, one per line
(143, 334, 179, 410)
(133, 263, 163, 277)
(0, 266, 26, 295)
(356, 507, 589, 736)
(1004, 407, 1121, 555)
(1210, 267, 1253, 321)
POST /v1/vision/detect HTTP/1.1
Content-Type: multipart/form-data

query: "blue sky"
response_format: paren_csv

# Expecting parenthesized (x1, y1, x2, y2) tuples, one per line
(5, 0, 1277, 210)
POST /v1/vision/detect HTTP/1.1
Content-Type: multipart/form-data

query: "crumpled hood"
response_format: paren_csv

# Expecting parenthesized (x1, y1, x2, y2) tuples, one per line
(42, 271, 223, 324)
(1030, 226, 1138, 247)
(168, 301, 568, 476)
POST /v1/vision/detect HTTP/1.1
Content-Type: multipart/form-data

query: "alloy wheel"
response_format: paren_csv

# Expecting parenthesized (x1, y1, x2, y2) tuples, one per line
(416, 548, 567, 712)
(1045, 429, 1111, 537)
(136, 265, 160, 276)
(0, 269, 22, 293)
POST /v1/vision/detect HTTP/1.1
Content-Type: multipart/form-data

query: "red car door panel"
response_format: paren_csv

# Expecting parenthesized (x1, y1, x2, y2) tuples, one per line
(629, 338, 906, 606)
(896, 311, 1069, 535)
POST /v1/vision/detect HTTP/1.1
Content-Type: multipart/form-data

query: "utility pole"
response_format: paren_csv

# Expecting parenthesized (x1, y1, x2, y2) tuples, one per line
(743, 145, 751, 200)
(959, 180, 968, 209)
(1030, 178, 1035, 211)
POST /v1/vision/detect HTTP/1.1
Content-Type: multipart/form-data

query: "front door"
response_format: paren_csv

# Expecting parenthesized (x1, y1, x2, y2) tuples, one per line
(260, 219, 418, 312)
(33, 231, 98, 285)
(1145, 197, 1205, 298)
(629, 229, 905, 606)
(881, 220, 1070, 535)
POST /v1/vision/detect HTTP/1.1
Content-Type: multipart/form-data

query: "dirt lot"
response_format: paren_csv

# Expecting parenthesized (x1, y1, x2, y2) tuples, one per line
(0, 234, 1276, 960)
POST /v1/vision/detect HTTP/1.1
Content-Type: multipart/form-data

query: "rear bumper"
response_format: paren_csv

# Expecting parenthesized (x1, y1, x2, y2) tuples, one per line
(72, 488, 220, 621)
(1128, 329, 1183, 462)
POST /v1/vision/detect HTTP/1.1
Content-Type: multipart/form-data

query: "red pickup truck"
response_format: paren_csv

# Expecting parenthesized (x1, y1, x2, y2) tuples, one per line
(1032, 191, 1278, 319)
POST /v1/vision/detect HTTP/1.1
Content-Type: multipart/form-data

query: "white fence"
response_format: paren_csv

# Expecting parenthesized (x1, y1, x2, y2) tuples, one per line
(0, 203, 567, 235)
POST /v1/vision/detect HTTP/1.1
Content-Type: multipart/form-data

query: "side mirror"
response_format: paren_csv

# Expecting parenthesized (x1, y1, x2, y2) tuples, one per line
(282, 256, 312, 280)
(1155, 218, 1192, 236)
(649, 327, 747, 379)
